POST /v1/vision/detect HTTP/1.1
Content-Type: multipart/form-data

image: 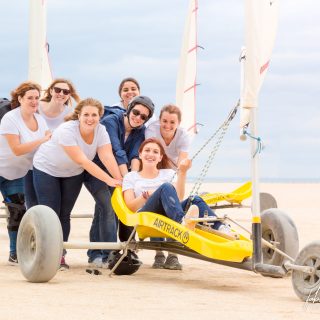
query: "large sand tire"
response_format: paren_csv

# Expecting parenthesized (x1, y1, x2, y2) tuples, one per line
(292, 241, 320, 302)
(260, 192, 278, 212)
(261, 209, 299, 266)
(17, 205, 63, 283)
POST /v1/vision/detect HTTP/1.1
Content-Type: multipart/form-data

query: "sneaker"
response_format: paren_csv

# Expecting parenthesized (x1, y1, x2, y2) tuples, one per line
(152, 251, 166, 269)
(59, 256, 69, 271)
(183, 205, 199, 230)
(163, 254, 182, 270)
(89, 256, 103, 268)
(218, 224, 238, 238)
(8, 252, 18, 265)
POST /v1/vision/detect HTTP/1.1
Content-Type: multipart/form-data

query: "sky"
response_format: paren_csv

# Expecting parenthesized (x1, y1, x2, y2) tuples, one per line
(0, 0, 319, 182)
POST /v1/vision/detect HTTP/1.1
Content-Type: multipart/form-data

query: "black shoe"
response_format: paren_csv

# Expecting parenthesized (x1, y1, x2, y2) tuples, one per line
(8, 252, 18, 265)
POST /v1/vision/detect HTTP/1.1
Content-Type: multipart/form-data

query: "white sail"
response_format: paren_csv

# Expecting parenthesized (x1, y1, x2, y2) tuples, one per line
(240, 0, 279, 128)
(28, 0, 53, 92)
(176, 0, 198, 134)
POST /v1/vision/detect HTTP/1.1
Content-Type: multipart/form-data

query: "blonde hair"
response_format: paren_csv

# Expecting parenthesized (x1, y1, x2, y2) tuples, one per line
(10, 81, 41, 109)
(41, 78, 81, 107)
(65, 98, 104, 121)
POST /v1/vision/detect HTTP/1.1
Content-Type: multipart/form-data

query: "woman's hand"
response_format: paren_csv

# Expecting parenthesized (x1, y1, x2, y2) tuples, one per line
(178, 158, 192, 173)
(42, 130, 52, 143)
(106, 177, 122, 187)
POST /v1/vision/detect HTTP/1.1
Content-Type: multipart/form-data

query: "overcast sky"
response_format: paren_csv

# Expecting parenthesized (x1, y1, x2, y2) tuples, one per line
(1, 0, 319, 181)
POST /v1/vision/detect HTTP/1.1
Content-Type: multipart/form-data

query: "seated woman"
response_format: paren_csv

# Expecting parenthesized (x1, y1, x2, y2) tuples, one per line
(145, 104, 191, 270)
(122, 138, 232, 254)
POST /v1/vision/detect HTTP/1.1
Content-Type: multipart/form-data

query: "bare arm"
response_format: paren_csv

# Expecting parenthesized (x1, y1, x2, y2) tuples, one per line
(177, 151, 188, 166)
(5, 131, 52, 156)
(63, 145, 121, 187)
(97, 144, 122, 180)
(130, 158, 140, 172)
(119, 164, 129, 177)
(123, 188, 147, 212)
(174, 158, 192, 200)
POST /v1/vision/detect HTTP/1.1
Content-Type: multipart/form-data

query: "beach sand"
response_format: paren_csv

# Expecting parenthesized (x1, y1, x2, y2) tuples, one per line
(0, 183, 319, 320)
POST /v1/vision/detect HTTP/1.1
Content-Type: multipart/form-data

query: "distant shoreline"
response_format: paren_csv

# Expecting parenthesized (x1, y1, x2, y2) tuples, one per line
(187, 177, 320, 183)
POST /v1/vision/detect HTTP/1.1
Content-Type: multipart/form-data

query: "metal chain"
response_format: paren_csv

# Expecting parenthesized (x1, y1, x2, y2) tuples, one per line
(169, 101, 239, 194)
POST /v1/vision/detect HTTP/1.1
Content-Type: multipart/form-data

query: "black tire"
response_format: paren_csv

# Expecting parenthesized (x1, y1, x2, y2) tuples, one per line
(260, 192, 277, 212)
(17, 205, 63, 283)
(261, 209, 299, 266)
(292, 241, 320, 302)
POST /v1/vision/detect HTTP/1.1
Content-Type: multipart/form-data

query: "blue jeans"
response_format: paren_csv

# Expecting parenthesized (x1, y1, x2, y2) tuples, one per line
(24, 170, 38, 209)
(84, 170, 117, 262)
(33, 167, 84, 241)
(140, 183, 222, 230)
(0, 176, 24, 254)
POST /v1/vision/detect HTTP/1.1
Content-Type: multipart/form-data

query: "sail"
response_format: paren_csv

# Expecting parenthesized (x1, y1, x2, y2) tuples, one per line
(28, 0, 53, 92)
(240, 0, 279, 128)
(176, 0, 198, 134)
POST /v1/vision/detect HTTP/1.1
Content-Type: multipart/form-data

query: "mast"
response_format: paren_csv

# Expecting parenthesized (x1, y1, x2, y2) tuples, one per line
(28, 0, 53, 91)
(176, 0, 198, 134)
(240, 0, 279, 267)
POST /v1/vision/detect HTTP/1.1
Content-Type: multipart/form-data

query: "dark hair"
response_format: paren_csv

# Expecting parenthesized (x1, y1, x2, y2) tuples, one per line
(65, 98, 104, 121)
(10, 81, 41, 109)
(159, 104, 182, 123)
(118, 77, 140, 97)
(138, 138, 174, 170)
(41, 78, 80, 106)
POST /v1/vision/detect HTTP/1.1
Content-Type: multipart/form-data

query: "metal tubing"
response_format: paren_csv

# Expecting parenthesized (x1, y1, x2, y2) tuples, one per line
(63, 241, 127, 250)
(284, 261, 315, 275)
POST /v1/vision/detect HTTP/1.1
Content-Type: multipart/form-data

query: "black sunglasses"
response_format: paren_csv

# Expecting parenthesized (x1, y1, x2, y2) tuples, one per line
(131, 108, 149, 121)
(53, 87, 71, 95)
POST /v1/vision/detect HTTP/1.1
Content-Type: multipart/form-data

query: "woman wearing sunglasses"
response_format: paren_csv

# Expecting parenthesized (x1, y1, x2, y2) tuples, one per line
(84, 95, 155, 268)
(33, 98, 122, 269)
(39, 78, 81, 130)
(145, 104, 191, 270)
(0, 81, 51, 264)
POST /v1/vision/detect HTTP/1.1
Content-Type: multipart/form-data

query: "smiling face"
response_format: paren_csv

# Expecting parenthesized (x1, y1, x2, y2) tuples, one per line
(78, 105, 100, 131)
(139, 142, 163, 168)
(128, 104, 150, 128)
(120, 81, 140, 108)
(50, 82, 71, 105)
(159, 111, 180, 140)
(18, 89, 40, 114)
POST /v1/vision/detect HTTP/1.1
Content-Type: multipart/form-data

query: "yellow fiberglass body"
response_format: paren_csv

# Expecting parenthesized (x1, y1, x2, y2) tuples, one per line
(111, 187, 252, 263)
(201, 181, 252, 205)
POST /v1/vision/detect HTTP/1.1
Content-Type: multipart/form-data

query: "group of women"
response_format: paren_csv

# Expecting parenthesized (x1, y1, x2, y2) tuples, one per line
(0, 77, 232, 271)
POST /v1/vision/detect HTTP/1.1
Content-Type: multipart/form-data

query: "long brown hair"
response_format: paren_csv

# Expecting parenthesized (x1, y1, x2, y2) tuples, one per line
(10, 81, 41, 109)
(64, 98, 104, 121)
(138, 138, 174, 171)
(41, 78, 80, 106)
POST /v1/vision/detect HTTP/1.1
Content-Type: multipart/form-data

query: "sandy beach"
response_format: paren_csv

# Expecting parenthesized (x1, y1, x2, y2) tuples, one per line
(0, 182, 319, 320)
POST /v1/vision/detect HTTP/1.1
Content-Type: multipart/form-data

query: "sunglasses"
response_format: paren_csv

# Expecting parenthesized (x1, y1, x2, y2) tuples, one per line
(53, 87, 71, 95)
(131, 108, 149, 121)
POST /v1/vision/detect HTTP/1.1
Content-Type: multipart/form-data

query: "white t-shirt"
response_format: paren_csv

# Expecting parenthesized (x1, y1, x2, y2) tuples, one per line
(145, 120, 191, 165)
(122, 169, 176, 198)
(33, 120, 110, 177)
(0, 107, 48, 180)
(38, 103, 72, 131)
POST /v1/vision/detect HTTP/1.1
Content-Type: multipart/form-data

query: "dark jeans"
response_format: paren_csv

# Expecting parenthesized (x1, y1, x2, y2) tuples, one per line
(33, 167, 83, 241)
(84, 171, 117, 262)
(0, 176, 24, 254)
(140, 183, 222, 229)
(24, 170, 38, 209)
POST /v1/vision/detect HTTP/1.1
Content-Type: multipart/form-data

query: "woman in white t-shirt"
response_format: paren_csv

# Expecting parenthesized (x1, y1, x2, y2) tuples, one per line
(33, 98, 122, 269)
(123, 138, 232, 267)
(145, 104, 191, 269)
(0, 81, 51, 264)
(39, 78, 80, 131)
